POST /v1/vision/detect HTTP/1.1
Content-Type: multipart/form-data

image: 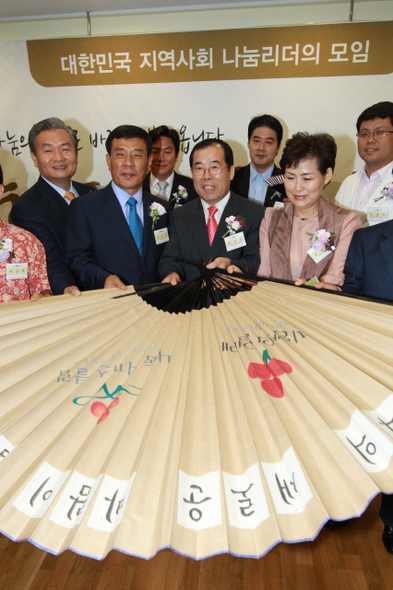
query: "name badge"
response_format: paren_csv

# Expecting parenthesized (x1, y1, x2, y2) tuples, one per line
(224, 231, 247, 252)
(307, 246, 334, 264)
(154, 227, 169, 245)
(367, 207, 388, 225)
(6, 262, 28, 280)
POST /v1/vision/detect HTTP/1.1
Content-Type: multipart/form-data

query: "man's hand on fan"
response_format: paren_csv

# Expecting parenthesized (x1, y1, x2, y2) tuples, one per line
(162, 272, 181, 286)
(104, 275, 127, 290)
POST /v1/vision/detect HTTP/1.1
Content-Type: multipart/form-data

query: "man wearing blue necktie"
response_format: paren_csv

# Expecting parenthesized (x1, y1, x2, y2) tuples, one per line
(65, 125, 169, 291)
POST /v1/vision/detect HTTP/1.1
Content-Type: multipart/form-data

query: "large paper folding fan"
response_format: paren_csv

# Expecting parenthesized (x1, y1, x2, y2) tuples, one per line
(0, 275, 393, 561)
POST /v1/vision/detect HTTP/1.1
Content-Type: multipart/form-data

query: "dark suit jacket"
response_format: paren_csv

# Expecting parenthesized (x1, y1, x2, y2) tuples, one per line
(230, 164, 286, 207)
(343, 220, 393, 301)
(143, 171, 198, 210)
(11, 176, 94, 295)
(159, 192, 265, 281)
(65, 184, 170, 291)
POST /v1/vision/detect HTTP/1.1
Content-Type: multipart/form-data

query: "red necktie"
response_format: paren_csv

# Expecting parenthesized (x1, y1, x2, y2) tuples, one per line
(207, 206, 218, 245)
(64, 192, 75, 201)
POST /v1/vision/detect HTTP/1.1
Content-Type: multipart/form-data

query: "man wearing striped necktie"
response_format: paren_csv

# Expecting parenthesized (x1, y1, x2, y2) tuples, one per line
(143, 125, 198, 209)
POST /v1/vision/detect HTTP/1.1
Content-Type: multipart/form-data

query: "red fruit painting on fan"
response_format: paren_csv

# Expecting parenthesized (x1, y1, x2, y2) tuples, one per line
(90, 397, 120, 424)
(248, 350, 292, 398)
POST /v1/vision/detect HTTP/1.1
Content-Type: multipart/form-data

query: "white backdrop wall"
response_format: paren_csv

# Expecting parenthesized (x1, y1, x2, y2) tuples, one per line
(0, 1, 392, 212)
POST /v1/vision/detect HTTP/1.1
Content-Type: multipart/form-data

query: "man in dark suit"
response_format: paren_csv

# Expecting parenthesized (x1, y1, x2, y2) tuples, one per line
(159, 139, 265, 283)
(343, 220, 393, 300)
(231, 114, 286, 208)
(65, 125, 169, 292)
(11, 117, 94, 295)
(143, 125, 198, 209)
(342, 220, 393, 554)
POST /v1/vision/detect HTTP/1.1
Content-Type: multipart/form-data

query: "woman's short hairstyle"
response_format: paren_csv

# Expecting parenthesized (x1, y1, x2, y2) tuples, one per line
(280, 132, 337, 174)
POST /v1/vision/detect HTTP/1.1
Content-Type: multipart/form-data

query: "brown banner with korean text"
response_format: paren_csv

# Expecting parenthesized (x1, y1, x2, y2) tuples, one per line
(27, 22, 392, 87)
(0, 21, 392, 222)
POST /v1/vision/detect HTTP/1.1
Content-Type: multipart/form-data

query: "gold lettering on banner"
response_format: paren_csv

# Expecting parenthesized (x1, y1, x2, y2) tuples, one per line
(27, 22, 392, 87)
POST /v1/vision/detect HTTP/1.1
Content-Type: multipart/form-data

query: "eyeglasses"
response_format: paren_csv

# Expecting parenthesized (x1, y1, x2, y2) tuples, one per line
(356, 130, 393, 139)
(192, 165, 229, 176)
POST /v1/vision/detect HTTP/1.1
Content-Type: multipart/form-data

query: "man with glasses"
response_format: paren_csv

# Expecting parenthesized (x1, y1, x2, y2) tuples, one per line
(334, 101, 393, 226)
(159, 139, 265, 283)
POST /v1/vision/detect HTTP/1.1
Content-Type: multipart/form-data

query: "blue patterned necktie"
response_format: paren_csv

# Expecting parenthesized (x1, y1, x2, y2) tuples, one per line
(127, 197, 143, 255)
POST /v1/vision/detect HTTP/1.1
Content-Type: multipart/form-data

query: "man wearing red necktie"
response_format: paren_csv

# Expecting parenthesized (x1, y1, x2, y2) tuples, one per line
(159, 139, 265, 284)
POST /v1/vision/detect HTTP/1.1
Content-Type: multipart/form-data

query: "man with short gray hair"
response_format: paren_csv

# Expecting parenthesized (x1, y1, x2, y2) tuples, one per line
(12, 117, 94, 295)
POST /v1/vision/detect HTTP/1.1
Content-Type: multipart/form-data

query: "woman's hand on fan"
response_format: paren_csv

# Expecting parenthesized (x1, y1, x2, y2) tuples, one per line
(30, 289, 53, 301)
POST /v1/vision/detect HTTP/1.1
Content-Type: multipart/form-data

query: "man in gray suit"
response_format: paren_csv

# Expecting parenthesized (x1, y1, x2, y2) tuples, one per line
(159, 139, 265, 284)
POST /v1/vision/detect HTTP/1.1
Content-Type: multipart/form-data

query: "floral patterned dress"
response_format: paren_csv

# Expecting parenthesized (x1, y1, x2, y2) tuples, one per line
(0, 219, 50, 302)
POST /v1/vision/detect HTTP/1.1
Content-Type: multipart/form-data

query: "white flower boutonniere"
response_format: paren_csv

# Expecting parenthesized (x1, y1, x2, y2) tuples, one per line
(374, 182, 393, 202)
(0, 237, 13, 262)
(222, 215, 246, 238)
(170, 185, 188, 204)
(148, 202, 167, 229)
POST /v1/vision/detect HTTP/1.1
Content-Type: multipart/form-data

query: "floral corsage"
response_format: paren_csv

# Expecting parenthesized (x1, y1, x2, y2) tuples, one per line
(0, 237, 13, 262)
(374, 182, 393, 202)
(222, 215, 246, 238)
(148, 202, 167, 229)
(306, 229, 336, 252)
(170, 185, 188, 204)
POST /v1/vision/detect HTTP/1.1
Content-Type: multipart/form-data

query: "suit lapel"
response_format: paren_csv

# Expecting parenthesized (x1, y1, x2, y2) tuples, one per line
(241, 164, 250, 197)
(38, 176, 69, 218)
(143, 172, 151, 194)
(140, 193, 169, 262)
(265, 164, 285, 206)
(141, 195, 154, 261)
(168, 173, 180, 210)
(171, 172, 180, 197)
(188, 200, 211, 256)
(100, 185, 140, 254)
